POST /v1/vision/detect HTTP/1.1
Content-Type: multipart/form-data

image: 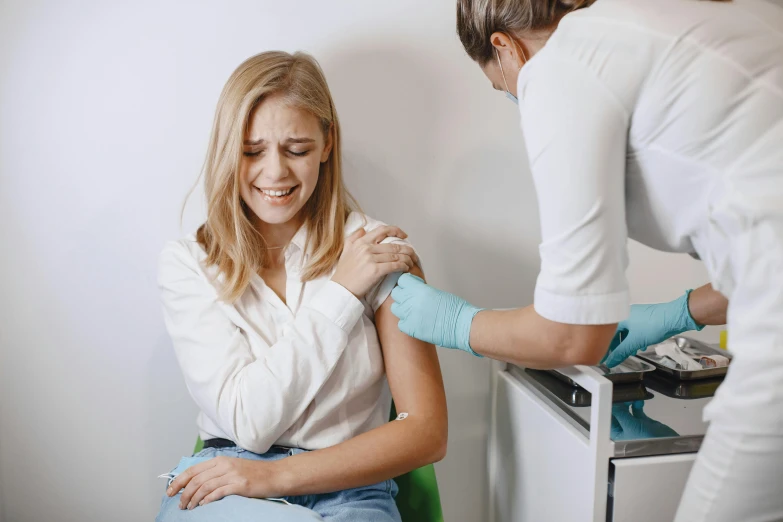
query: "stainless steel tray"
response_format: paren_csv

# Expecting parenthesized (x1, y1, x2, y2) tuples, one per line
(526, 369, 654, 407)
(644, 373, 723, 400)
(636, 337, 732, 381)
(548, 356, 656, 387)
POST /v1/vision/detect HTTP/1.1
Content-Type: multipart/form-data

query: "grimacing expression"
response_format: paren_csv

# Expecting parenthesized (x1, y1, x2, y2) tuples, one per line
(239, 94, 333, 227)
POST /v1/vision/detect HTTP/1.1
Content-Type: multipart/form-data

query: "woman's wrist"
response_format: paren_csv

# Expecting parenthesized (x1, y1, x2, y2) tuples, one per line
(264, 458, 296, 498)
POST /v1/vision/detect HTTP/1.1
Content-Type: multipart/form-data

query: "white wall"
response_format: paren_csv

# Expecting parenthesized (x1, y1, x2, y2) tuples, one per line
(0, 1, 724, 521)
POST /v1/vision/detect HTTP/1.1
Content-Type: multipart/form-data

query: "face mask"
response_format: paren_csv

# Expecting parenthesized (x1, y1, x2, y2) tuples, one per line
(495, 45, 525, 105)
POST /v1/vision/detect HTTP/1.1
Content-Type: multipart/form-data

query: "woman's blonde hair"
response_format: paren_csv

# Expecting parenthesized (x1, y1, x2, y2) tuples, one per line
(457, 0, 731, 65)
(195, 51, 357, 301)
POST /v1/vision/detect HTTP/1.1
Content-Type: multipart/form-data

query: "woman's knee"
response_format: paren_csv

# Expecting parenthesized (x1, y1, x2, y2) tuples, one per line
(156, 493, 323, 522)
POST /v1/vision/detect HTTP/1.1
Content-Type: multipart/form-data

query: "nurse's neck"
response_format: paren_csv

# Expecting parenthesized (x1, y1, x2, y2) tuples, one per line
(518, 26, 557, 59)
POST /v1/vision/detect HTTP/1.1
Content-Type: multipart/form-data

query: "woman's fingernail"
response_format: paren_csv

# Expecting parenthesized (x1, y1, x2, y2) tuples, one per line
(167, 487, 173, 496)
(188, 503, 194, 510)
(199, 500, 205, 506)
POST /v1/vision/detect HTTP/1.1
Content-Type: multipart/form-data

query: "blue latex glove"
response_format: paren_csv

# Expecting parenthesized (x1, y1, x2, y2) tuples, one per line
(390, 274, 483, 356)
(611, 401, 679, 441)
(604, 290, 704, 368)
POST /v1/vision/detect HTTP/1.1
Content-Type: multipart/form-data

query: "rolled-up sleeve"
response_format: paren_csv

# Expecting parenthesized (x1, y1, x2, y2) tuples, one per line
(519, 56, 630, 325)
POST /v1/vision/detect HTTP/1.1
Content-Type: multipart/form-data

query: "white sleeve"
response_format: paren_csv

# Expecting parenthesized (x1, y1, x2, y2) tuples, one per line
(519, 56, 630, 325)
(158, 241, 364, 454)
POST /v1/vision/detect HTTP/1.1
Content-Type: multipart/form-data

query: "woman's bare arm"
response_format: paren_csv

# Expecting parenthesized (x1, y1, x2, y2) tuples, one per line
(272, 265, 448, 495)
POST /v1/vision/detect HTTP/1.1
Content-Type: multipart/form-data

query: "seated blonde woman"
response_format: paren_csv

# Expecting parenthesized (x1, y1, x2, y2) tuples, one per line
(155, 51, 447, 522)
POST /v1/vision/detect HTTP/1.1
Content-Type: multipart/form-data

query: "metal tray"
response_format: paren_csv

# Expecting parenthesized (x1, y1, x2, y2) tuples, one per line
(636, 337, 732, 381)
(525, 369, 654, 407)
(644, 373, 724, 400)
(547, 356, 656, 387)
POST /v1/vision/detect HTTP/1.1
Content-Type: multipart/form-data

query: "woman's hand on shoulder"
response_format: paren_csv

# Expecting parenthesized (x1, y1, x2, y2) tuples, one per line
(331, 225, 418, 298)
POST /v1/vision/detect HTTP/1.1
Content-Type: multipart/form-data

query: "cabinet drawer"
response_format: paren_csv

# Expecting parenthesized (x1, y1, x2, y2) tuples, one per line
(610, 454, 696, 522)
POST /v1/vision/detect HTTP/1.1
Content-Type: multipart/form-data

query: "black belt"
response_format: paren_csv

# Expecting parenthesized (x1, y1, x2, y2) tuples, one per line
(202, 438, 293, 454)
(203, 438, 236, 449)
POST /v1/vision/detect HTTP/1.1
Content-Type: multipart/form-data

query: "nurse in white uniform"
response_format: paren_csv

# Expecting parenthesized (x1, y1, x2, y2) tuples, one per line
(390, 0, 783, 520)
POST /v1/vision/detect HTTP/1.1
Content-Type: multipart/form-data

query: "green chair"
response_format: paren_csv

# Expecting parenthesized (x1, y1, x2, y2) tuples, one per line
(192, 404, 444, 522)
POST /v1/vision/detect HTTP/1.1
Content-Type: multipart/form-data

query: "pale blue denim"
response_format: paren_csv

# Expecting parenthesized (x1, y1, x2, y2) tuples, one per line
(156, 445, 401, 522)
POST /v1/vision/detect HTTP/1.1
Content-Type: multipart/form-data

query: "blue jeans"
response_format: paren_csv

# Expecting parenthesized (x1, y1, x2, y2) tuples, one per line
(155, 446, 401, 522)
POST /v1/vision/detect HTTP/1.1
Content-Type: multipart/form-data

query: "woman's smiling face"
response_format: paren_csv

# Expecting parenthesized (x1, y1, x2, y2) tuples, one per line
(239, 93, 333, 227)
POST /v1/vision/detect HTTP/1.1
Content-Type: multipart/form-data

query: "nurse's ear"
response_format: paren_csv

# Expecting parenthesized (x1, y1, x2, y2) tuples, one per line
(320, 123, 334, 163)
(490, 32, 527, 68)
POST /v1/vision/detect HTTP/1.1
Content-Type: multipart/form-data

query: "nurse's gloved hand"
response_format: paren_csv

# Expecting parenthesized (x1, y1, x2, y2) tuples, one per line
(390, 274, 484, 356)
(610, 401, 679, 441)
(604, 290, 704, 368)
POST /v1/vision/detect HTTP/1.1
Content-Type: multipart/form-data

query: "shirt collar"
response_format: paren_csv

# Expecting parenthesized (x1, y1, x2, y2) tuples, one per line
(286, 224, 309, 257)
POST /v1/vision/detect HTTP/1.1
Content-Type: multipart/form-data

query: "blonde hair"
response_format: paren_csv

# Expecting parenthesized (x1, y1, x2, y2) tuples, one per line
(457, 0, 731, 65)
(195, 51, 358, 301)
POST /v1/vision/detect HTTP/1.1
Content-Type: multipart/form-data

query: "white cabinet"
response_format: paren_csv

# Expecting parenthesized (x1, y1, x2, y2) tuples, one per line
(489, 367, 701, 522)
(489, 369, 610, 522)
(610, 454, 696, 522)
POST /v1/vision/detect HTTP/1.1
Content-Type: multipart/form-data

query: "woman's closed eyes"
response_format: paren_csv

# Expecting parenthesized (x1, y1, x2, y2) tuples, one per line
(242, 148, 312, 158)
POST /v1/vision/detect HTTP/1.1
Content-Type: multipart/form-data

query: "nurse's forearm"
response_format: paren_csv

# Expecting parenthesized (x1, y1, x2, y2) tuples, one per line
(688, 284, 728, 326)
(469, 306, 617, 369)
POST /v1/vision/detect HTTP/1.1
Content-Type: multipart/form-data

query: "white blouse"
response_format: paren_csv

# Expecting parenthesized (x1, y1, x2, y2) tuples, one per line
(158, 212, 410, 453)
